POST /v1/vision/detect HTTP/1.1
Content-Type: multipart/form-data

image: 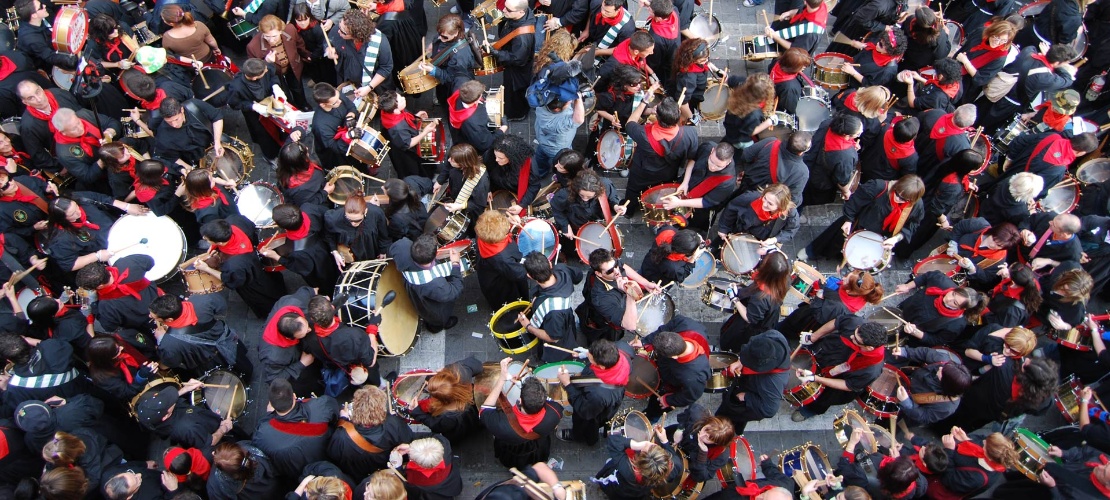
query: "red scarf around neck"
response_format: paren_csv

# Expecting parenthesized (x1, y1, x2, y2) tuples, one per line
(191, 189, 230, 210)
(595, 8, 625, 27)
(213, 225, 254, 255)
(447, 91, 478, 128)
(685, 63, 708, 73)
(824, 335, 884, 375)
(285, 213, 311, 240)
(315, 317, 341, 337)
(842, 91, 860, 113)
(98, 267, 152, 301)
(163, 300, 198, 328)
(825, 130, 856, 152)
(645, 123, 679, 156)
(594, 352, 631, 385)
(675, 332, 708, 363)
(769, 62, 796, 84)
(54, 119, 103, 158)
(789, 1, 827, 27)
(116, 351, 140, 384)
(68, 206, 100, 231)
(25, 91, 59, 124)
(967, 42, 1008, 71)
(881, 189, 910, 233)
(1035, 102, 1070, 131)
(1085, 455, 1110, 497)
(652, 11, 679, 39)
(992, 278, 1033, 301)
(926, 287, 964, 318)
(750, 196, 775, 222)
(864, 43, 898, 67)
(406, 460, 452, 486)
(477, 235, 512, 258)
(375, 0, 404, 14)
(838, 287, 868, 313)
(655, 229, 689, 262)
(140, 89, 167, 111)
(929, 113, 967, 141)
(263, 305, 303, 348)
(381, 110, 418, 130)
(956, 441, 1006, 472)
(510, 404, 546, 433)
(883, 121, 916, 170)
(1030, 53, 1054, 70)
(612, 39, 646, 70)
(925, 78, 961, 99)
(287, 163, 321, 188)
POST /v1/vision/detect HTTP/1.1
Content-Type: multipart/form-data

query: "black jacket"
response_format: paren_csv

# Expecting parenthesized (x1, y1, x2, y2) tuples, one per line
(253, 397, 339, 478)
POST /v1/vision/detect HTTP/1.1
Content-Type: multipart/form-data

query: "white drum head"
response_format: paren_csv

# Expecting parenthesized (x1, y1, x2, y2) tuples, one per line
(796, 97, 830, 132)
(107, 214, 186, 282)
(598, 131, 624, 170)
(844, 231, 885, 270)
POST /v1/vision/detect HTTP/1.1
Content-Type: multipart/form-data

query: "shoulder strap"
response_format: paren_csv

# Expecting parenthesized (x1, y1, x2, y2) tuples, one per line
(495, 397, 543, 440)
(493, 25, 537, 50)
(316, 335, 351, 375)
(338, 420, 385, 453)
(910, 392, 959, 405)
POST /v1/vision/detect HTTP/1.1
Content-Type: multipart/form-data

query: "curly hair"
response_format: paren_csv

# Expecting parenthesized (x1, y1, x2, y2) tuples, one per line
(475, 210, 513, 244)
(350, 386, 389, 427)
(1013, 358, 1058, 414)
(672, 38, 709, 74)
(984, 432, 1020, 470)
(342, 9, 374, 41)
(727, 73, 775, 117)
(533, 29, 577, 74)
(491, 134, 534, 170)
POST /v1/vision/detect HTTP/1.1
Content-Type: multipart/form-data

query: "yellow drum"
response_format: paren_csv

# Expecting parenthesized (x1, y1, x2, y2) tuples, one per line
(489, 300, 538, 354)
(399, 59, 439, 94)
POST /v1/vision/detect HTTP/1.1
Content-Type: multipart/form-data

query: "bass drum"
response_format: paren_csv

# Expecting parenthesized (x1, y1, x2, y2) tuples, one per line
(107, 214, 187, 282)
(335, 260, 419, 356)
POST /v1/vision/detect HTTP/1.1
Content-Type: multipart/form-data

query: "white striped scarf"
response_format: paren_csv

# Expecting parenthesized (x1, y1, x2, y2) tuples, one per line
(530, 296, 574, 328)
(403, 259, 471, 285)
(243, 0, 265, 14)
(757, 22, 825, 46)
(597, 10, 631, 50)
(9, 368, 78, 389)
(453, 166, 486, 208)
(361, 31, 383, 87)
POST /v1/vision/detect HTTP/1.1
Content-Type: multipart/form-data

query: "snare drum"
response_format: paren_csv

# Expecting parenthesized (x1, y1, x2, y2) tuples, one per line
(796, 86, 831, 131)
(866, 306, 904, 340)
(425, 206, 469, 243)
(834, 409, 880, 454)
(107, 214, 187, 282)
(784, 349, 823, 407)
(258, 233, 302, 272)
(235, 181, 283, 229)
(1048, 323, 1094, 352)
(654, 449, 691, 499)
(688, 12, 721, 48)
(517, 217, 560, 262)
(626, 353, 660, 399)
(609, 407, 653, 440)
(701, 278, 737, 312)
(780, 444, 832, 484)
(1054, 374, 1107, 423)
(490, 300, 539, 354)
(741, 35, 780, 61)
(1012, 428, 1057, 481)
(348, 129, 391, 167)
(193, 370, 247, 419)
(641, 183, 693, 228)
(51, 66, 75, 91)
(129, 377, 180, 419)
(574, 221, 624, 262)
(995, 115, 1032, 156)
(700, 80, 730, 121)
(434, 239, 475, 277)
(1076, 158, 1110, 185)
(200, 136, 254, 185)
(634, 292, 675, 336)
(52, 6, 87, 54)
(229, 17, 257, 39)
(335, 260, 420, 356)
(720, 233, 763, 276)
(788, 260, 824, 303)
(1038, 176, 1080, 214)
(472, 361, 530, 406)
(681, 250, 715, 288)
(596, 129, 636, 171)
(859, 364, 911, 418)
(944, 21, 965, 57)
(756, 112, 798, 141)
(325, 165, 368, 205)
(529, 181, 561, 219)
(178, 254, 225, 295)
(398, 59, 438, 94)
(486, 87, 504, 128)
(715, 436, 757, 488)
(418, 120, 447, 162)
(813, 53, 853, 90)
(912, 255, 965, 283)
(707, 352, 739, 393)
(490, 190, 517, 212)
(476, 51, 502, 76)
(969, 132, 993, 176)
(843, 230, 891, 273)
(391, 369, 434, 423)
(533, 361, 585, 405)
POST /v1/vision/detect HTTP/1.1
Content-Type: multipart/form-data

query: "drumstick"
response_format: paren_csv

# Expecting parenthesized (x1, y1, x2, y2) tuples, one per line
(545, 344, 579, 355)
(789, 343, 803, 359)
(676, 88, 687, 107)
(708, 0, 714, 24)
(565, 232, 601, 246)
(969, 126, 983, 148)
(635, 281, 674, 304)
(421, 36, 427, 75)
(723, 235, 744, 267)
(108, 238, 149, 255)
(202, 383, 232, 389)
(1053, 178, 1080, 189)
(881, 306, 910, 325)
(715, 67, 728, 100)
(514, 360, 531, 383)
(880, 291, 905, 301)
(961, 186, 975, 214)
(357, 171, 387, 183)
(192, 55, 209, 89)
(5, 261, 44, 289)
(201, 86, 227, 102)
(636, 377, 663, 399)
(761, 9, 770, 28)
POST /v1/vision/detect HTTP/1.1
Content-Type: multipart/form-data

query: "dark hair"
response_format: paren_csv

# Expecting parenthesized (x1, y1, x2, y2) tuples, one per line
(213, 442, 255, 482)
(135, 160, 167, 188)
(291, 2, 315, 22)
(649, 228, 699, 265)
(656, 98, 681, 127)
(754, 252, 790, 302)
(272, 203, 303, 231)
(953, 287, 988, 324)
(149, 294, 184, 320)
(127, 72, 158, 100)
(242, 58, 266, 78)
(568, 169, 605, 199)
(712, 142, 735, 162)
(908, 8, 941, 45)
(1007, 263, 1044, 311)
(200, 219, 234, 243)
(523, 252, 553, 282)
(268, 378, 296, 413)
(379, 88, 401, 113)
(519, 378, 546, 413)
(26, 296, 60, 333)
(779, 47, 813, 74)
(856, 322, 887, 347)
(341, 8, 374, 41)
(653, 331, 686, 357)
(829, 112, 863, 137)
(920, 442, 949, 473)
(312, 83, 338, 103)
(877, 456, 917, 497)
(437, 13, 463, 34)
(555, 149, 586, 178)
(939, 363, 972, 396)
(589, 339, 620, 367)
(306, 295, 337, 327)
(276, 313, 305, 340)
(933, 57, 962, 83)
(448, 143, 483, 180)
(1045, 44, 1079, 63)
(892, 117, 920, 143)
(276, 142, 312, 187)
(1014, 357, 1058, 411)
(45, 198, 83, 237)
(411, 234, 439, 265)
(159, 97, 183, 118)
(0, 331, 30, 365)
(14, 0, 35, 22)
(491, 134, 534, 170)
(75, 262, 110, 289)
(1070, 133, 1098, 153)
(629, 31, 655, 52)
(85, 335, 124, 384)
(673, 38, 709, 75)
(786, 132, 812, 155)
(892, 174, 926, 204)
(941, 149, 984, 179)
(589, 248, 616, 271)
(649, 0, 673, 18)
(608, 65, 644, 92)
(166, 447, 193, 476)
(878, 29, 908, 57)
(89, 14, 119, 45)
(459, 80, 485, 104)
(383, 178, 422, 217)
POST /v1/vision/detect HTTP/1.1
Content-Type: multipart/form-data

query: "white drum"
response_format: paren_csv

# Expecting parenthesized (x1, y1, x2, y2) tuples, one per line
(106, 214, 187, 282)
(796, 87, 831, 132)
(843, 230, 890, 273)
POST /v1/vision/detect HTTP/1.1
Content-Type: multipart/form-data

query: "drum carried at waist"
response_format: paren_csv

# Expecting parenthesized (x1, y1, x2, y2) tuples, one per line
(325, 165, 374, 205)
(741, 35, 780, 61)
(107, 214, 187, 283)
(399, 59, 439, 94)
(626, 353, 660, 399)
(843, 230, 892, 273)
(1037, 176, 1080, 214)
(425, 205, 469, 244)
(634, 292, 675, 336)
(1054, 374, 1107, 424)
(347, 128, 391, 168)
(532, 361, 586, 406)
(418, 119, 447, 162)
(813, 53, 852, 90)
(200, 136, 254, 185)
(640, 183, 693, 228)
(517, 217, 560, 262)
(574, 221, 623, 263)
(485, 86, 505, 129)
(489, 300, 539, 354)
(334, 260, 420, 356)
(596, 130, 636, 171)
(706, 352, 738, 393)
(721, 233, 764, 277)
(52, 6, 87, 54)
(179, 253, 225, 295)
(1011, 427, 1058, 481)
(391, 369, 435, 423)
(858, 364, 911, 418)
(784, 348, 824, 407)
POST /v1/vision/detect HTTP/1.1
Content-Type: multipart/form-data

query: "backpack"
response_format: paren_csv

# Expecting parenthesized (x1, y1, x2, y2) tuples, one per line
(526, 60, 582, 108)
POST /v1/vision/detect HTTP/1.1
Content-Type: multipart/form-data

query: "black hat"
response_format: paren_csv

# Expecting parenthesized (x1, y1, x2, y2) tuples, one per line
(739, 331, 789, 373)
(135, 386, 178, 427)
(15, 400, 55, 436)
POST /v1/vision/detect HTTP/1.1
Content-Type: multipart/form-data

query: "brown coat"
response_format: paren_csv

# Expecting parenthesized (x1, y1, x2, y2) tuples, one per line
(246, 24, 310, 79)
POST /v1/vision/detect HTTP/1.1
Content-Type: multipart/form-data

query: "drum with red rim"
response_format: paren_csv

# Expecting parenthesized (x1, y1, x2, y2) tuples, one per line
(1038, 176, 1080, 214)
(784, 349, 823, 407)
(52, 6, 87, 54)
(575, 221, 624, 263)
(858, 364, 912, 418)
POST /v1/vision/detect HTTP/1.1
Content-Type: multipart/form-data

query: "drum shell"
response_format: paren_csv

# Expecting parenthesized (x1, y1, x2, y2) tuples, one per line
(787, 260, 824, 303)
(347, 129, 391, 167)
(843, 230, 891, 273)
(391, 370, 434, 423)
(425, 206, 469, 244)
(325, 165, 368, 205)
(720, 233, 762, 276)
(1076, 158, 1110, 185)
(335, 260, 420, 356)
(489, 300, 539, 354)
(532, 361, 585, 405)
(625, 354, 660, 399)
(700, 81, 730, 121)
(812, 53, 852, 90)
(399, 60, 439, 94)
(783, 349, 823, 407)
(912, 255, 962, 280)
(434, 239, 475, 277)
(858, 364, 910, 418)
(1011, 428, 1056, 481)
(706, 352, 738, 393)
(200, 136, 254, 184)
(1038, 178, 1080, 214)
(596, 130, 636, 171)
(741, 35, 780, 61)
(700, 278, 736, 312)
(640, 183, 693, 228)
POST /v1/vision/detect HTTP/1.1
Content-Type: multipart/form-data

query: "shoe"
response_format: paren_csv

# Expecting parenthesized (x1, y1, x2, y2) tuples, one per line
(546, 457, 564, 470)
(797, 248, 808, 261)
(689, 112, 702, 125)
(443, 316, 459, 331)
(791, 410, 810, 422)
(620, 169, 629, 178)
(742, 0, 759, 6)
(556, 429, 576, 442)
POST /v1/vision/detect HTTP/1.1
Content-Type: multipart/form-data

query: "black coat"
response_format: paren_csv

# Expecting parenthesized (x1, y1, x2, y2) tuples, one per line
(492, 12, 537, 91)
(646, 316, 712, 409)
(624, 120, 700, 184)
(326, 414, 413, 479)
(476, 239, 529, 309)
(408, 357, 483, 444)
(253, 397, 339, 478)
(737, 137, 810, 206)
(899, 271, 970, 347)
(324, 204, 392, 262)
(595, 435, 684, 499)
(218, 215, 286, 319)
(19, 89, 83, 174)
(389, 238, 464, 327)
(844, 179, 925, 241)
(258, 287, 314, 385)
(1, 339, 90, 417)
(206, 443, 284, 500)
(718, 191, 801, 242)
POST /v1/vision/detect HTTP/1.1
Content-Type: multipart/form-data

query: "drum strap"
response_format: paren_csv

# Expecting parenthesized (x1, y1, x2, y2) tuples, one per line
(687, 175, 732, 199)
(431, 39, 469, 66)
(454, 166, 487, 209)
(497, 397, 543, 439)
(598, 189, 622, 248)
(9, 367, 78, 389)
(361, 32, 384, 87)
(1027, 229, 1053, 260)
(492, 25, 537, 50)
(338, 420, 385, 453)
(911, 392, 959, 405)
(315, 335, 351, 375)
(10, 181, 48, 213)
(597, 10, 631, 49)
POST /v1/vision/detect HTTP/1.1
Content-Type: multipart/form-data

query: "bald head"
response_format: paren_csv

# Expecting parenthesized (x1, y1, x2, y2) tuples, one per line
(953, 104, 977, 128)
(1054, 213, 1080, 235)
(16, 79, 42, 98)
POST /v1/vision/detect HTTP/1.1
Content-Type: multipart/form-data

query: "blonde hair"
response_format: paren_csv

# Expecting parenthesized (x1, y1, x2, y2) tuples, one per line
(1004, 327, 1037, 357)
(533, 30, 576, 74)
(760, 183, 794, 218)
(984, 433, 1020, 470)
(728, 73, 775, 117)
(634, 446, 673, 486)
(1009, 173, 1044, 203)
(305, 476, 348, 500)
(408, 437, 445, 468)
(854, 86, 891, 119)
(1053, 268, 1093, 304)
(42, 432, 86, 466)
(365, 470, 407, 500)
(350, 386, 389, 427)
(258, 14, 285, 33)
(475, 210, 512, 244)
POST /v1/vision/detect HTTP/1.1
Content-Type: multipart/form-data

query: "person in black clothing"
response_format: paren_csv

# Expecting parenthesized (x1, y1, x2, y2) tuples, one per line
(83, 334, 156, 408)
(196, 217, 286, 319)
(551, 169, 623, 252)
(182, 169, 241, 226)
(380, 177, 429, 243)
(668, 404, 736, 485)
(408, 357, 483, 445)
(716, 330, 791, 433)
(645, 0, 680, 90)
(131, 159, 189, 221)
(833, 437, 928, 499)
(591, 65, 645, 152)
(485, 134, 534, 205)
(619, 95, 700, 214)
(474, 210, 529, 310)
(487, 0, 535, 120)
(133, 378, 232, 451)
(1036, 442, 1110, 499)
(736, 133, 811, 206)
(897, 8, 948, 72)
(804, 174, 925, 262)
(326, 9, 393, 92)
(257, 287, 319, 394)
(891, 270, 986, 348)
(265, 203, 341, 297)
(557, 339, 630, 445)
(50, 108, 122, 193)
(890, 346, 972, 426)
(310, 83, 360, 169)
(16, 81, 83, 178)
(146, 97, 226, 169)
(802, 112, 863, 207)
(325, 194, 392, 270)
(963, 325, 1037, 377)
(942, 218, 1020, 291)
(149, 293, 252, 381)
(778, 270, 884, 340)
(986, 130, 1096, 200)
(380, 90, 439, 180)
(13, 0, 78, 72)
(633, 316, 712, 421)
(224, 58, 284, 159)
(325, 385, 411, 480)
(13, 291, 91, 353)
(1038, 265, 1095, 379)
(722, 73, 776, 150)
(253, 378, 338, 479)
(663, 142, 736, 231)
(860, 115, 918, 182)
(420, 14, 477, 106)
(304, 294, 380, 391)
(76, 255, 162, 356)
(1017, 211, 1083, 272)
(717, 184, 801, 248)
(479, 357, 564, 469)
(41, 196, 118, 286)
(41, 429, 125, 499)
(275, 140, 328, 208)
(672, 38, 724, 123)
(840, 30, 908, 88)
(521, 252, 584, 363)
(720, 252, 790, 352)
(0, 333, 90, 417)
(770, 47, 812, 116)
(895, 149, 984, 259)
(389, 235, 464, 333)
(979, 172, 1042, 227)
(578, 248, 660, 343)
(974, 44, 1077, 135)
(391, 434, 464, 499)
(0, 172, 49, 246)
(594, 432, 682, 499)
(447, 80, 507, 156)
(899, 57, 964, 113)
(935, 427, 1018, 496)
(433, 142, 491, 230)
(981, 261, 1041, 328)
(935, 356, 1058, 433)
(829, 85, 888, 149)
(639, 226, 702, 286)
(791, 318, 887, 421)
(207, 441, 284, 500)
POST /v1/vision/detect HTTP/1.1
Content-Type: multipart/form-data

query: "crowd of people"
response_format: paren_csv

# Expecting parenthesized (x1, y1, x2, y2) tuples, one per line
(1, 0, 1110, 496)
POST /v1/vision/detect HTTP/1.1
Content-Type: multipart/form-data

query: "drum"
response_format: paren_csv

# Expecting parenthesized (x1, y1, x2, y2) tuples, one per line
(178, 254, 224, 295)
(626, 353, 660, 399)
(681, 250, 715, 289)
(235, 181, 282, 229)
(517, 217, 560, 262)
(912, 255, 964, 283)
(780, 444, 832, 484)
(52, 6, 87, 54)
(1054, 374, 1107, 424)
(580, 81, 597, 115)
(192, 66, 234, 104)
(490, 190, 517, 212)
(969, 133, 993, 176)
(654, 449, 691, 499)
(489, 300, 539, 355)
(1012, 428, 1057, 481)
(325, 165, 368, 205)
(192, 370, 247, 419)
(418, 120, 447, 162)
(433, 239, 475, 277)
(130, 377, 181, 419)
(706, 352, 739, 393)
(720, 233, 763, 276)
(944, 21, 964, 57)
(813, 53, 852, 90)
(533, 361, 585, 405)
(995, 115, 1032, 156)
(596, 129, 636, 171)
(1047, 323, 1094, 352)
(229, 18, 257, 39)
(1076, 158, 1110, 185)
(1038, 176, 1079, 214)
(715, 436, 757, 488)
(348, 128, 391, 167)
(700, 278, 736, 312)
(788, 260, 824, 303)
(688, 12, 721, 48)
(946, 190, 980, 225)
(398, 59, 438, 94)
(641, 183, 693, 228)
(529, 181, 561, 219)
(755, 112, 798, 141)
(843, 230, 891, 273)
(391, 369, 434, 423)
(575, 221, 624, 262)
(859, 364, 911, 418)
(335, 260, 420, 356)
(866, 306, 904, 340)
(475, 51, 502, 76)
(15, 287, 46, 314)
(425, 206, 469, 243)
(609, 407, 653, 440)
(200, 136, 254, 185)
(796, 92, 831, 132)
(107, 214, 186, 283)
(472, 361, 530, 406)
(634, 292, 675, 336)
(701, 80, 730, 121)
(784, 349, 823, 407)
(834, 409, 881, 454)
(51, 67, 75, 91)
(741, 35, 780, 61)
(258, 233, 301, 272)
(485, 87, 504, 128)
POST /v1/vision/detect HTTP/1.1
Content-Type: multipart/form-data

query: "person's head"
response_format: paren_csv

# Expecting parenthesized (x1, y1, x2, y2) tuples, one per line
(459, 80, 486, 105)
(854, 86, 891, 119)
(241, 58, 268, 80)
(14, 0, 46, 23)
(272, 203, 305, 232)
(411, 234, 439, 266)
(919, 442, 949, 474)
(938, 363, 971, 396)
(97, 143, 133, 174)
(655, 97, 681, 128)
(589, 248, 621, 280)
(258, 14, 286, 45)
(26, 295, 64, 329)
(436, 13, 464, 44)
(633, 445, 673, 486)
(892, 116, 920, 144)
(982, 433, 1020, 470)
(502, 0, 527, 19)
(753, 487, 794, 500)
(382, 177, 421, 216)
(609, 65, 646, 94)
(941, 287, 987, 322)
(408, 437, 446, 469)
(650, 0, 673, 18)
(492, 134, 535, 169)
(276, 141, 312, 187)
(184, 169, 217, 201)
(1069, 133, 1098, 156)
(728, 73, 775, 117)
(707, 142, 735, 172)
(554, 149, 585, 177)
(89, 13, 121, 44)
(1001, 326, 1036, 358)
(199, 219, 234, 245)
(519, 377, 546, 414)
(131, 159, 164, 189)
(212, 442, 255, 482)
(599, 0, 623, 18)
(379, 89, 404, 114)
(853, 322, 888, 349)
(523, 251, 553, 284)
(1006, 263, 1044, 312)
(982, 19, 1017, 48)
(628, 31, 656, 59)
(673, 38, 710, 74)
(786, 132, 812, 155)
(842, 270, 884, 304)
(984, 222, 1020, 249)
(653, 331, 688, 358)
(339, 9, 373, 42)
(50, 109, 84, 139)
(1045, 44, 1079, 65)
(276, 312, 311, 340)
(908, 7, 941, 44)
(651, 227, 700, 264)
(364, 469, 407, 500)
(877, 456, 917, 497)
(17, 80, 47, 110)
(448, 143, 482, 179)
(122, 71, 158, 101)
(0, 331, 31, 365)
(268, 378, 296, 414)
(533, 29, 576, 74)
(753, 251, 791, 302)
(75, 262, 111, 291)
(85, 335, 130, 381)
(46, 197, 85, 232)
(425, 365, 473, 414)
(148, 294, 184, 323)
(891, 174, 926, 204)
(694, 415, 735, 447)
(1052, 268, 1093, 304)
(160, 4, 193, 26)
(312, 83, 341, 110)
(42, 432, 86, 466)
(946, 148, 985, 178)
(589, 339, 620, 367)
(1009, 172, 1044, 203)
(159, 98, 186, 128)
(292, 3, 317, 29)
(349, 385, 389, 426)
(303, 476, 348, 500)
(41, 467, 88, 500)
(306, 295, 339, 328)
(1052, 213, 1081, 238)
(164, 447, 195, 479)
(876, 28, 908, 56)
(952, 103, 977, 128)
(779, 47, 813, 74)
(1015, 357, 1059, 409)
(569, 169, 606, 203)
(759, 183, 793, 218)
(829, 112, 864, 141)
(103, 470, 142, 500)
(933, 57, 962, 84)
(475, 210, 512, 244)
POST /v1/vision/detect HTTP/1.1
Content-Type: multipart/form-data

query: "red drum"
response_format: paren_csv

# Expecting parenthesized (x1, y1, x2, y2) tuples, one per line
(813, 53, 852, 90)
(716, 436, 757, 488)
(912, 255, 963, 280)
(784, 349, 823, 407)
(640, 183, 692, 228)
(1054, 374, 1107, 424)
(575, 221, 624, 262)
(858, 364, 912, 418)
(434, 239, 475, 277)
(626, 353, 660, 400)
(418, 120, 446, 162)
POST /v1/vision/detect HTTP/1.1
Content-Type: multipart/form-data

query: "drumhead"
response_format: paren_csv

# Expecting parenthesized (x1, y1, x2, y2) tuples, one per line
(1040, 181, 1078, 214)
(576, 221, 618, 263)
(392, 370, 433, 407)
(621, 410, 653, 441)
(200, 370, 247, 419)
(721, 234, 762, 275)
(944, 21, 964, 57)
(108, 214, 186, 282)
(634, 292, 675, 336)
(626, 355, 659, 398)
(836, 410, 878, 453)
(796, 97, 830, 132)
(597, 130, 626, 170)
(518, 218, 559, 261)
(236, 182, 283, 227)
(701, 84, 730, 120)
(336, 260, 419, 356)
(708, 352, 739, 370)
(844, 231, 885, 270)
(491, 301, 531, 335)
(913, 255, 960, 277)
(680, 251, 716, 288)
(1077, 158, 1110, 184)
(533, 361, 585, 379)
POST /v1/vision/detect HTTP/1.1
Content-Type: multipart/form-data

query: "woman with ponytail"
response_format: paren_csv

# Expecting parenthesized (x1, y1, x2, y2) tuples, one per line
(208, 442, 283, 500)
(720, 252, 791, 353)
(898, 7, 948, 71)
(183, 169, 240, 225)
(639, 226, 702, 286)
(778, 269, 884, 339)
(42, 430, 125, 498)
(408, 358, 482, 446)
(380, 178, 429, 242)
(275, 141, 327, 208)
(938, 428, 1018, 496)
(982, 263, 1043, 327)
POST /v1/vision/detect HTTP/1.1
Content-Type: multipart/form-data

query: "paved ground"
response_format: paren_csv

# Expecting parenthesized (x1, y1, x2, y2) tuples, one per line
(151, 0, 1102, 497)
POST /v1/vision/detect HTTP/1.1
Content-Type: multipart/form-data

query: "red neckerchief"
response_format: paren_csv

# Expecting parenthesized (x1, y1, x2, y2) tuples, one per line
(967, 42, 1009, 72)
(646, 123, 679, 156)
(447, 91, 479, 128)
(375, 0, 403, 14)
(991, 279, 1022, 301)
(139, 89, 168, 112)
(287, 163, 321, 188)
(263, 305, 303, 348)
(956, 441, 1006, 472)
(285, 213, 311, 240)
(734, 482, 776, 496)
(822, 336, 884, 375)
(879, 455, 918, 498)
(842, 91, 860, 112)
(133, 182, 165, 203)
(675, 333, 708, 363)
(1011, 375, 1021, 401)
(789, 1, 827, 27)
(652, 11, 679, 39)
(594, 353, 631, 385)
(768, 140, 782, 182)
(116, 351, 140, 384)
(478, 235, 512, 258)
(406, 459, 452, 486)
(655, 229, 689, 262)
(1029, 134, 1076, 168)
(316, 317, 340, 337)
(104, 38, 125, 61)
(612, 39, 647, 71)
(825, 130, 855, 152)
(625, 448, 646, 483)
(115, 154, 137, 180)
(707, 444, 726, 460)
(163, 300, 198, 328)
(509, 404, 546, 433)
(769, 62, 796, 84)
(98, 268, 152, 300)
(926, 77, 960, 99)
(24, 91, 59, 124)
(930, 113, 967, 145)
(881, 190, 910, 233)
(594, 8, 625, 27)
(54, 119, 103, 158)
(863, 43, 898, 67)
(941, 172, 959, 185)
(164, 448, 211, 482)
(270, 418, 328, 436)
(68, 206, 100, 231)
(740, 362, 789, 375)
(960, 229, 1008, 261)
(1030, 53, 1054, 70)
(1035, 102, 1070, 132)
(0, 56, 16, 80)
(213, 225, 254, 255)
(750, 196, 774, 222)
(381, 110, 418, 130)
(910, 446, 933, 474)
(2, 150, 29, 166)
(685, 63, 708, 73)
(884, 120, 916, 171)
(838, 287, 868, 312)
(516, 157, 532, 201)
(1084, 455, 1110, 496)
(0, 188, 38, 204)
(191, 189, 230, 210)
(926, 287, 964, 318)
